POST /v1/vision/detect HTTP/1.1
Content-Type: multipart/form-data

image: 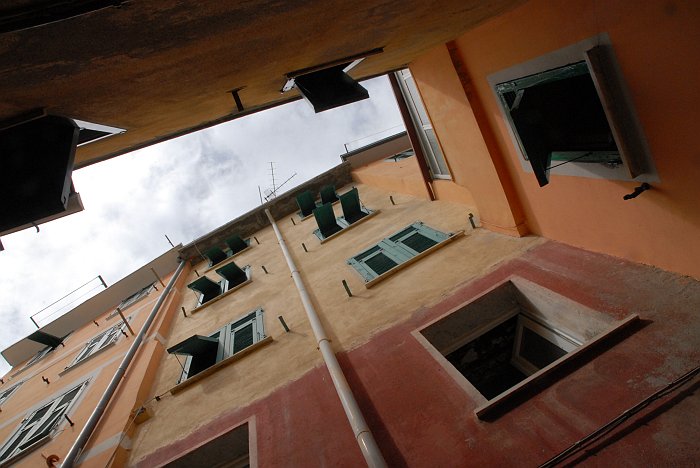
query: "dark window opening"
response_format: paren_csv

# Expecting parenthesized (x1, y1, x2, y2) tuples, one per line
(496, 61, 621, 186)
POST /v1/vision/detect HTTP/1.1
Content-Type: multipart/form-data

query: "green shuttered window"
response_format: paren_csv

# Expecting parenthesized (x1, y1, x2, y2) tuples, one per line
(168, 308, 265, 383)
(347, 222, 450, 282)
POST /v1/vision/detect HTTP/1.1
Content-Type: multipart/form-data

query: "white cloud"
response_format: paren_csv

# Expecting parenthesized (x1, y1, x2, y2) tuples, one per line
(0, 76, 403, 375)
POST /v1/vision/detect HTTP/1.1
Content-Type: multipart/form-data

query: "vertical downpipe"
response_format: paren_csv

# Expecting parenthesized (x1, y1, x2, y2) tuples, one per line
(265, 209, 387, 468)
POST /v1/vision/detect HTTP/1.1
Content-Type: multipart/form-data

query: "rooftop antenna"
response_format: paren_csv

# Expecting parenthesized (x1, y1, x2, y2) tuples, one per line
(264, 172, 297, 202)
(269, 162, 277, 199)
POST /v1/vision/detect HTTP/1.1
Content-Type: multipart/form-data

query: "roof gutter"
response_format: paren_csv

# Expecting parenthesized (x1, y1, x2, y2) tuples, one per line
(62, 259, 186, 467)
(265, 209, 386, 467)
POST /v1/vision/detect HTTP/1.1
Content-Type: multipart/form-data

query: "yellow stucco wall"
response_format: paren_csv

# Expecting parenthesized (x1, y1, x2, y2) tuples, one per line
(128, 182, 542, 464)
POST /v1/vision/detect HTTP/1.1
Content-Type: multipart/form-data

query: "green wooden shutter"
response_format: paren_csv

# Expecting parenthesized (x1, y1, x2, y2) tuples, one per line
(226, 308, 265, 356)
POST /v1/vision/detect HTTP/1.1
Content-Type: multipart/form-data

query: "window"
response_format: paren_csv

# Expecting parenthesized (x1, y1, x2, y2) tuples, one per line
(66, 323, 125, 368)
(164, 422, 250, 467)
(167, 308, 265, 383)
(113, 283, 154, 313)
(347, 222, 452, 282)
(187, 263, 252, 308)
(418, 277, 638, 418)
(488, 35, 655, 186)
(23, 346, 54, 369)
(0, 382, 22, 407)
(203, 235, 251, 267)
(312, 187, 375, 241)
(395, 69, 450, 179)
(0, 381, 88, 464)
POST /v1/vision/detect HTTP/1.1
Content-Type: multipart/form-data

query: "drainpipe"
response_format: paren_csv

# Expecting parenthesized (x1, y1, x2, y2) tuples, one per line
(62, 260, 186, 467)
(265, 209, 387, 468)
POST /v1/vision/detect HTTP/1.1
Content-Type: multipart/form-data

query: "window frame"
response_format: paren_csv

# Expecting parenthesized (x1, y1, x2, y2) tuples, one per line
(0, 382, 22, 407)
(191, 265, 252, 309)
(396, 69, 451, 179)
(347, 222, 452, 282)
(66, 322, 126, 369)
(0, 381, 88, 465)
(487, 33, 656, 185)
(175, 308, 265, 383)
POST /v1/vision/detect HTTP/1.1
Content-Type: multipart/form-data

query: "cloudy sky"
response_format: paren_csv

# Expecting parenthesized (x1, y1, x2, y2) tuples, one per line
(0, 76, 403, 374)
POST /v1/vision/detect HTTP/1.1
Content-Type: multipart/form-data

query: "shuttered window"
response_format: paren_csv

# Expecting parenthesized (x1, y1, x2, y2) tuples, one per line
(0, 381, 88, 464)
(67, 323, 126, 369)
(170, 308, 265, 383)
(347, 222, 450, 282)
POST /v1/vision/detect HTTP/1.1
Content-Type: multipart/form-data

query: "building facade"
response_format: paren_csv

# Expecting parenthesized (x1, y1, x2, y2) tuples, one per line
(0, 0, 699, 466)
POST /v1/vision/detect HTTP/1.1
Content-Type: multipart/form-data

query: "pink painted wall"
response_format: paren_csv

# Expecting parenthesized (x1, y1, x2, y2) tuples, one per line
(133, 241, 700, 466)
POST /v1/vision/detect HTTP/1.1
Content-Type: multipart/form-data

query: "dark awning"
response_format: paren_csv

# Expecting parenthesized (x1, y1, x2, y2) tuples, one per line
(204, 246, 227, 265)
(187, 276, 221, 296)
(167, 335, 219, 356)
(216, 262, 247, 286)
(27, 330, 64, 348)
(225, 235, 248, 255)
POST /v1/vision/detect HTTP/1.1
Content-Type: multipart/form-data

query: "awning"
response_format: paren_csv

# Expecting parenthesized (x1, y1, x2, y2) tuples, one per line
(225, 235, 248, 255)
(187, 276, 221, 296)
(215, 262, 247, 286)
(167, 335, 218, 356)
(27, 330, 64, 348)
(204, 246, 227, 265)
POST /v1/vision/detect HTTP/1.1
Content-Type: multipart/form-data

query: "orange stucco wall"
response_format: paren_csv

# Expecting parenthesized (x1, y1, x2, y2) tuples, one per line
(409, 47, 527, 236)
(412, 0, 700, 278)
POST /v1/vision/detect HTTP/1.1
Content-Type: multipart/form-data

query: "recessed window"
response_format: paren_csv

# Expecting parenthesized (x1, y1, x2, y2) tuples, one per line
(312, 187, 375, 241)
(0, 382, 22, 407)
(187, 263, 252, 308)
(203, 234, 251, 267)
(489, 36, 655, 186)
(66, 323, 126, 369)
(167, 308, 265, 383)
(419, 277, 638, 418)
(23, 346, 54, 369)
(347, 222, 454, 283)
(0, 381, 88, 465)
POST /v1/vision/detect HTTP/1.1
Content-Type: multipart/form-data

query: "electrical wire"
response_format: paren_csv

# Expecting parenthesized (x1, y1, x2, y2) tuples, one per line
(540, 364, 700, 467)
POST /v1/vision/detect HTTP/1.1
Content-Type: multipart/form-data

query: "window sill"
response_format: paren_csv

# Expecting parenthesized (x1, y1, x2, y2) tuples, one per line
(474, 313, 639, 419)
(190, 277, 252, 315)
(202, 245, 252, 274)
(169, 336, 273, 395)
(58, 340, 120, 376)
(318, 210, 380, 244)
(364, 230, 465, 289)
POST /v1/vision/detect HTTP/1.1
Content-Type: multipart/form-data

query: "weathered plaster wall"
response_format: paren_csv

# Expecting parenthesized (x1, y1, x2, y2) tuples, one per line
(412, 0, 700, 278)
(409, 47, 527, 236)
(0, 272, 180, 468)
(127, 182, 541, 464)
(132, 240, 700, 467)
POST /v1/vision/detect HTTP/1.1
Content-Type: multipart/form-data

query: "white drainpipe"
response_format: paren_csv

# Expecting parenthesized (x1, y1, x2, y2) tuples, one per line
(265, 209, 387, 468)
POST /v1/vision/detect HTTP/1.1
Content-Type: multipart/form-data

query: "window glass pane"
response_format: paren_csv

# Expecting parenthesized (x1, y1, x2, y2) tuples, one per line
(404, 76, 431, 127)
(519, 326, 568, 369)
(399, 232, 438, 253)
(425, 129, 449, 176)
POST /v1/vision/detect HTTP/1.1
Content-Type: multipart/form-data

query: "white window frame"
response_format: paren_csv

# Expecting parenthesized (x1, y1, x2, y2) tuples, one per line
(67, 323, 125, 368)
(0, 382, 22, 407)
(395, 69, 451, 179)
(487, 33, 657, 184)
(511, 315, 580, 376)
(0, 381, 88, 464)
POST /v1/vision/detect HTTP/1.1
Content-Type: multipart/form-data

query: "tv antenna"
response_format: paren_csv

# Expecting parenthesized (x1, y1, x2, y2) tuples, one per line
(259, 162, 297, 204)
